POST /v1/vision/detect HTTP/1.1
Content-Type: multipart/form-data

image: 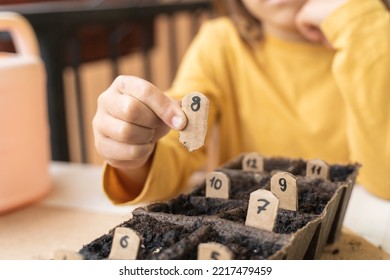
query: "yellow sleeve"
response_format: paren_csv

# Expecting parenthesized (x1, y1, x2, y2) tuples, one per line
(103, 20, 231, 205)
(321, 0, 390, 198)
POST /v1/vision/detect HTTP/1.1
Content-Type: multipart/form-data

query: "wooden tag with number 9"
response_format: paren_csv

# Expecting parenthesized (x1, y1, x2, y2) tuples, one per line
(108, 227, 141, 260)
(179, 92, 209, 152)
(270, 171, 297, 211)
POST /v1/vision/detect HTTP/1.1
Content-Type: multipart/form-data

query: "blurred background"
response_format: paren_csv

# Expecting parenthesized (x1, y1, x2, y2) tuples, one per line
(1, 1, 389, 259)
(0, 0, 223, 165)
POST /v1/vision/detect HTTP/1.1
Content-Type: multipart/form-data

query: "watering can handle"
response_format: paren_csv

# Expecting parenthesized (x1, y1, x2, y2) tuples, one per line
(0, 12, 40, 57)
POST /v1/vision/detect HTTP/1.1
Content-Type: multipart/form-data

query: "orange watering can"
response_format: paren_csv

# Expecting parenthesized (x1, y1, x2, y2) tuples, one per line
(0, 12, 51, 213)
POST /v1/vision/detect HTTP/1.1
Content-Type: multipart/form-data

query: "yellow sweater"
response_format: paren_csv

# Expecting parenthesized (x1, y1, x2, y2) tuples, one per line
(104, 0, 390, 204)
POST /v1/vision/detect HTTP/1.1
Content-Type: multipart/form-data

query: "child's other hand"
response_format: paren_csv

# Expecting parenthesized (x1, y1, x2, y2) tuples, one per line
(92, 75, 187, 170)
(295, 0, 347, 45)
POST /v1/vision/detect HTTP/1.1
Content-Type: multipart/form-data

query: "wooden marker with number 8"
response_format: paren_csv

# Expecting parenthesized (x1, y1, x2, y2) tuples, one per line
(179, 92, 209, 152)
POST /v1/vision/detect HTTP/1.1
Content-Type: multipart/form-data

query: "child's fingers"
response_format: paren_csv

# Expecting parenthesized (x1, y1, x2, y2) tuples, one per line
(296, 21, 326, 43)
(101, 91, 163, 129)
(296, 0, 347, 41)
(95, 133, 155, 168)
(94, 113, 156, 145)
(295, 2, 323, 42)
(112, 75, 187, 131)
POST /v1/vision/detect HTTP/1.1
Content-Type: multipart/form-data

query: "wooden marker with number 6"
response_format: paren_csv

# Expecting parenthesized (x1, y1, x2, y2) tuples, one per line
(108, 227, 141, 260)
(179, 92, 209, 152)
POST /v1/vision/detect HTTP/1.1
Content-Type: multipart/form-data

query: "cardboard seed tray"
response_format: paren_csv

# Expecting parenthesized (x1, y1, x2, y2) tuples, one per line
(79, 153, 359, 260)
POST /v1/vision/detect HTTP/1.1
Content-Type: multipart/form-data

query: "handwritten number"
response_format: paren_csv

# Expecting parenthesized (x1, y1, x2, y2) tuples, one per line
(211, 251, 220, 260)
(246, 159, 257, 169)
(210, 177, 222, 190)
(311, 165, 321, 175)
(257, 199, 270, 214)
(191, 96, 201, 112)
(279, 178, 287, 192)
(120, 235, 129, 248)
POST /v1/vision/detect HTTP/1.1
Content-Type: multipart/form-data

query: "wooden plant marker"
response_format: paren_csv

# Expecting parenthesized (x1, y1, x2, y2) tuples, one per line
(245, 189, 279, 232)
(270, 171, 297, 211)
(198, 242, 233, 260)
(206, 171, 230, 199)
(306, 159, 329, 179)
(242, 152, 264, 172)
(53, 250, 83, 260)
(179, 92, 209, 152)
(108, 227, 141, 260)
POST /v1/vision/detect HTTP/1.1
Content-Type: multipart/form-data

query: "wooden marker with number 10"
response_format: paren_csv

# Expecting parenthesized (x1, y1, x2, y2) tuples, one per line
(206, 171, 230, 199)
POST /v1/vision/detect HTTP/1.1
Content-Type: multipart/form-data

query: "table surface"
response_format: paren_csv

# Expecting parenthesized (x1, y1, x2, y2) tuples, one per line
(0, 162, 389, 260)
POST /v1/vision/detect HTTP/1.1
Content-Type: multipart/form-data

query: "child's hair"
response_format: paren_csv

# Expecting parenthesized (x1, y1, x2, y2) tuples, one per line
(225, 0, 263, 46)
(216, 0, 390, 46)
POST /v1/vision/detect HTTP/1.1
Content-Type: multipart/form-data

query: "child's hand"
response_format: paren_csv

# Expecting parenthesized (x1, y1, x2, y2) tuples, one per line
(295, 0, 347, 45)
(93, 75, 187, 171)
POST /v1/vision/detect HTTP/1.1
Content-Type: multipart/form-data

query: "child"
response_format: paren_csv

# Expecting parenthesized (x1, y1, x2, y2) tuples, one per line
(92, 0, 390, 205)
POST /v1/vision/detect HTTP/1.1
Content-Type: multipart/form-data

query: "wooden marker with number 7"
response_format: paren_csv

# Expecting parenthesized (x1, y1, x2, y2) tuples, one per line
(179, 92, 209, 152)
(245, 189, 279, 232)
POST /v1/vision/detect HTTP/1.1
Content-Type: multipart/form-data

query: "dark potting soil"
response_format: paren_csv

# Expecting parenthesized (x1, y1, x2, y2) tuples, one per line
(160, 175, 337, 219)
(145, 176, 332, 237)
(79, 210, 286, 260)
(146, 195, 244, 216)
(79, 214, 200, 260)
(220, 155, 358, 183)
(189, 168, 269, 198)
(220, 207, 317, 234)
(154, 223, 285, 260)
